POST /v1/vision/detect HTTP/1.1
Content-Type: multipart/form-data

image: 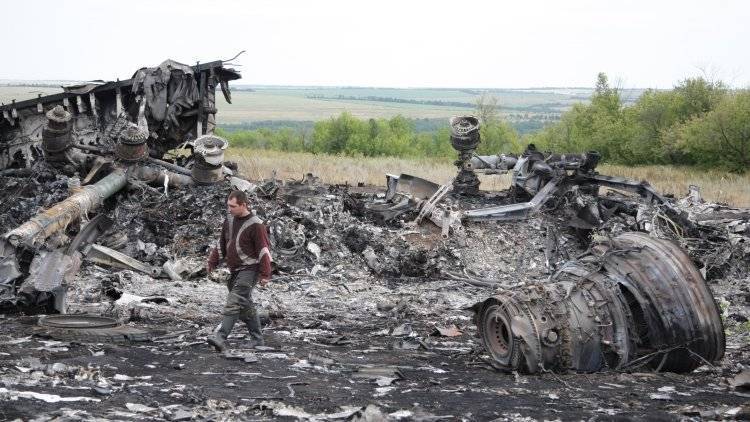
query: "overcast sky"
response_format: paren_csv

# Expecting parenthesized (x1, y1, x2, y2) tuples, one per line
(2, 0, 748, 89)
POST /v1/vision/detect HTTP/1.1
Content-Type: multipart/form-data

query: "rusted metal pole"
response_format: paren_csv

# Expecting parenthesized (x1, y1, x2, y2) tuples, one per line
(130, 165, 194, 188)
(145, 157, 192, 176)
(3, 168, 128, 248)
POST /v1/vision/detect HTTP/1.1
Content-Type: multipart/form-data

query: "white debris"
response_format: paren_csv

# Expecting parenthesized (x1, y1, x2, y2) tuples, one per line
(0, 387, 100, 403)
(126, 403, 157, 413)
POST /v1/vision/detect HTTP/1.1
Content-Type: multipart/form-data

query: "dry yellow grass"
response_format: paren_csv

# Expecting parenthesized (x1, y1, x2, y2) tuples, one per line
(597, 164, 750, 207)
(228, 149, 459, 187)
(227, 149, 750, 207)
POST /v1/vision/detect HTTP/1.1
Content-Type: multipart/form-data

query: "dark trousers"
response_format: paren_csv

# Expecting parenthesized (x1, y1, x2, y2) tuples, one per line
(216, 268, 263, 342)
(223, 268, 259, 320)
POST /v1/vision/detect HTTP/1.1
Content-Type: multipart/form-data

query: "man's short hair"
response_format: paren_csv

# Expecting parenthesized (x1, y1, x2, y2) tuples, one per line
(227, 190, 248, 205)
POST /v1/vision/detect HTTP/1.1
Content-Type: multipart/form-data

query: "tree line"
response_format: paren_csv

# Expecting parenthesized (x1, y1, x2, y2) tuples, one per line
(219, 74, 750, 172)
(306, 94, 475, 108)
(216, 111, 520, 160)
(528, 73, 749, 172)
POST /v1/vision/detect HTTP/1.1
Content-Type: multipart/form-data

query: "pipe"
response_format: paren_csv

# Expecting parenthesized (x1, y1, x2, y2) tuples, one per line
(130, 165, 194, 188)
(3, 168, 128, 248)
(469, 154, 517, 171)
(146, 157, 192, 176)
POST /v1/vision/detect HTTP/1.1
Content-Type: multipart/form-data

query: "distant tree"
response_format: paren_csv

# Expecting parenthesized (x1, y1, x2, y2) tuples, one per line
(673, 77, 726, 118)
(477, 120, 521, 155)
(678, 91, 750, 172)
(311, 112, 364, 154)
(591, 72, 622, 117)
(475, 93, 500, 125)
(471, 93, 522, 154)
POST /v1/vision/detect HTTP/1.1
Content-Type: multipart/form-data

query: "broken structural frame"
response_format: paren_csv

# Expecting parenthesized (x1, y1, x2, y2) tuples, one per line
(461, 144, 688, 226)
(0, 58, 244, 314)
(0, 59, 240, 170)
(385, 153, 689, 239)
(441, 116, 689, 225)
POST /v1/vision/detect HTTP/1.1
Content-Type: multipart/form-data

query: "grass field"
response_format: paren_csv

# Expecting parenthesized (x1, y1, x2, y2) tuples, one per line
(218, 92, 474, 123)
(1, 83, 650, 124)
(0, 85, 594, 123)
(0, 86, 62, 105)
(216, 86, 658, 124)
(227, 149, 750, 207)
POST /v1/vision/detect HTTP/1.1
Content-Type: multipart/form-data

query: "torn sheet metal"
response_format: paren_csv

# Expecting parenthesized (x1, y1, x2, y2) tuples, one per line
(84, 244, 162, 277)
(463, 177, 561, 221)
(0, 59, 240, 171)
(24, 250, 79, 293)
(473, 232, 725, 374)
(385, 173, 440, 201)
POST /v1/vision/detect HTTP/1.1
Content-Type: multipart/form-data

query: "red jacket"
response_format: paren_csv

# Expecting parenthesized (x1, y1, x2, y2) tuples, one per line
(208, 213, 272, 278)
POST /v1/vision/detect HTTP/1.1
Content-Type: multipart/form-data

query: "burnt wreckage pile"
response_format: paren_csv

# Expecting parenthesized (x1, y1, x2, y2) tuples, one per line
(352, 116, 745, 373)
(0, 59, 240, 314)
(0, 62, 747, 380)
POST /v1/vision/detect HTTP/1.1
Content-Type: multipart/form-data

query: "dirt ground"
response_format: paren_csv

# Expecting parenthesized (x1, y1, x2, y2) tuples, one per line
(1, 285, 749, 421)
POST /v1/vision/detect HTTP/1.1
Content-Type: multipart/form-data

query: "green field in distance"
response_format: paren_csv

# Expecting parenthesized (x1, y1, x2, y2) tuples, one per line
(0, 84, 646, 129)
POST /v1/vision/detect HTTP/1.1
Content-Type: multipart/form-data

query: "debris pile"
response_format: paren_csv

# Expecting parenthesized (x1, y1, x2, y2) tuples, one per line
(0, 58, 241, 313)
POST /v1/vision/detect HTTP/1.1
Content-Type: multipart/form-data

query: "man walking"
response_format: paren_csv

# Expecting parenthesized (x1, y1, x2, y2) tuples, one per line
(206, 190, 272, 352)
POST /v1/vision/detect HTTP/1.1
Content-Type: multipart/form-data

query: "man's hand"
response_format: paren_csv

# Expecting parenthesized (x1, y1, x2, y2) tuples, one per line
(207, 247, 219, 273)
(258, 278, 270, 288)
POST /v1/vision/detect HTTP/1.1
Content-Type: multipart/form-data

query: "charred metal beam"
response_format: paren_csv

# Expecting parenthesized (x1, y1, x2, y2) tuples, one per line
(83, 244, 162, 277)
(145, 157, 192, 176)
(130, 165, 194, 188)
(462, 177, 561, 221)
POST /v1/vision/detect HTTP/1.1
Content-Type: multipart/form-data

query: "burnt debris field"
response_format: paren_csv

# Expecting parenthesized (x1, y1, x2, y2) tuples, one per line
(0, 59, 749, 421)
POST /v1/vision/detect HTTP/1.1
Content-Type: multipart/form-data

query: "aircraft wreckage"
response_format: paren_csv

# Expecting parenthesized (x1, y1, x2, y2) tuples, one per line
(0, 58, 240, 313)
(0, 61, 739, 378)
(353, 116, 728, 374)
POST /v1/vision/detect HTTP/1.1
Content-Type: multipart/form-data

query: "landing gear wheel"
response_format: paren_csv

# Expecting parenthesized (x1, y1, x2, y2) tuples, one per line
(36, 314, 154, 343)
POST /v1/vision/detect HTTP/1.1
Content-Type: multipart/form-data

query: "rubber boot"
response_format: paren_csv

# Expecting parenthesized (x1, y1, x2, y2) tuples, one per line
(243, 313, 265, 348)
(207, 315, 237, 353)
